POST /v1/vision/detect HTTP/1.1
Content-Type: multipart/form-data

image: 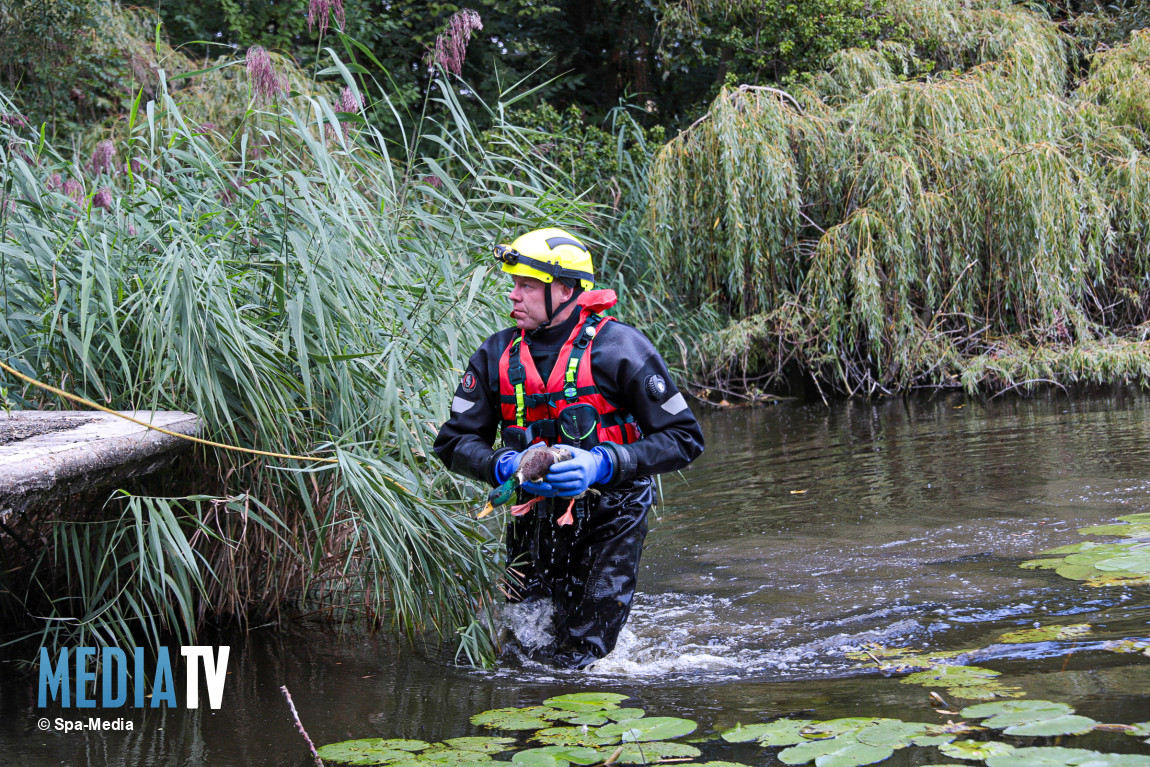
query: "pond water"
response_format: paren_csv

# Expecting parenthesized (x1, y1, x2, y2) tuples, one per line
(4, 390, 1150, 765)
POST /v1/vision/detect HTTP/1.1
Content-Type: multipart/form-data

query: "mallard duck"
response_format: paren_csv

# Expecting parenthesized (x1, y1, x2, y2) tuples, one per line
(477, 445, 572, 520)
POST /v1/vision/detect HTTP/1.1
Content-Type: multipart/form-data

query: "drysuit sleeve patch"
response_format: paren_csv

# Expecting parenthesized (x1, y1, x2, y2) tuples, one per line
(461, 371, 477, 393)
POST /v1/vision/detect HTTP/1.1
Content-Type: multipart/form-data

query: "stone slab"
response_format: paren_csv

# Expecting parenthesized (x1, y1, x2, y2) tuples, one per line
(0, 410, 202, 517)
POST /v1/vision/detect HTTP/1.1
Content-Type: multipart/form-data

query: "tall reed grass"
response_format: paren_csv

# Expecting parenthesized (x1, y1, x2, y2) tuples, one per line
(650, 0, 1150, 397)
(0, 40, 604, 663)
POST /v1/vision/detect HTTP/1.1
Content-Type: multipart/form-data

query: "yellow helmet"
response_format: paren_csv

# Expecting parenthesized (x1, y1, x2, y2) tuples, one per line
(494, 228, 595, 291)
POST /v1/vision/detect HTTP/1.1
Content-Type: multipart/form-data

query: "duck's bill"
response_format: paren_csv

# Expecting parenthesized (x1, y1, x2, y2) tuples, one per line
(477, 501, 495, 519)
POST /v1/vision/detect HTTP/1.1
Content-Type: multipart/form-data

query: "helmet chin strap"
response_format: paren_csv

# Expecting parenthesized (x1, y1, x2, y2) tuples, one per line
(530, 283, 583, 335)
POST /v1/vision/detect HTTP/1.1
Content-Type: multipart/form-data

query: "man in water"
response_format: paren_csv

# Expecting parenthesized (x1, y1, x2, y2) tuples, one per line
(434, 227, 704, 669)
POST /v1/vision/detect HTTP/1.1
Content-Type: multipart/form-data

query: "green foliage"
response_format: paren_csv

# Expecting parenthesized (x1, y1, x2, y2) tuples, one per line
(0, 34, 604, 663)
(649, 0, 1150, 396)
(657, 0, 896, 97)
(0, 1, 163, 136)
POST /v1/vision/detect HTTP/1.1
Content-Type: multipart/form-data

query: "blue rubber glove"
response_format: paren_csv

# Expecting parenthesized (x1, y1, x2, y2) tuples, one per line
(493, 450, 521, 485)
(544, 445, 613, 498)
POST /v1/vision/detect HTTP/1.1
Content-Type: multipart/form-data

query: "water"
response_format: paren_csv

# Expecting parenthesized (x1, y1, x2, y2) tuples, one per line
(4, 390, 1150, 765)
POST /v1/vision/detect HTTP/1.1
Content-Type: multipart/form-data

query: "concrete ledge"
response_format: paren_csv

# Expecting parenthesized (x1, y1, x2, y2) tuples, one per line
(0, 410, 202, 518)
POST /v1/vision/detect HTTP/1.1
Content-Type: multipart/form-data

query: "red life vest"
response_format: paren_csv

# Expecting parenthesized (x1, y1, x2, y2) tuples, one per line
(497, 289, 642, 448)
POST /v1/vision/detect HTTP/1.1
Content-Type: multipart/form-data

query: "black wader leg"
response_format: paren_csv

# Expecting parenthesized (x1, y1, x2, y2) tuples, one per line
(551, 479, 654, 669)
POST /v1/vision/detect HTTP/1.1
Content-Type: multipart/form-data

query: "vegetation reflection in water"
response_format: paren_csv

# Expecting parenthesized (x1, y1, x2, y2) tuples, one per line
(316, 686, 1150, 767)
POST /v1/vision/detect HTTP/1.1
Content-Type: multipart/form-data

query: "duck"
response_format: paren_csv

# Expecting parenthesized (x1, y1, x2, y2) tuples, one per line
(477, 445, 584, 524)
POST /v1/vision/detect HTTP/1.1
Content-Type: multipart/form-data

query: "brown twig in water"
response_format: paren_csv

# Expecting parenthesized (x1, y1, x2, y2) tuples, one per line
(281, 685, 325, 767)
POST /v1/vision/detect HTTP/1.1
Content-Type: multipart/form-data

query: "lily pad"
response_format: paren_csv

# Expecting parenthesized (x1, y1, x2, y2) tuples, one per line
(512, 751, 566, 767)
(605, 709, 647, 722)
(801, 719, 886, 739)
(996, 625, 1090, 644)
(316, 741, 420, 765)
(472, 707, 563, 731)
(721, 719, 817, 745)
(1054, 564, 1102, 581)
(598, 717, 697, 742)
(532, 727, 620, 747)
(939, 741, 1016, 760)
(985, 747, 1102, 767)
(1095, 552, 1150, 573)
(528, 746, 602, 765)
(1130, 722, 1150, 737)
(1086, 574, 1150, 587)
(914, 735, 960, 747)
(1078, 523, 1150, 537)
(1117, 513, 1150, 523)
(419, 750, 494, 764)
(856, 721, 932, 748)
(780, 737, 893, 767)
(1002, 716, 1098, 737)
(902, 666, 1001, 688)
(949, 684, 1027, 701)
(544, 693, 628, 713)
(444, 738, 517, 754)
(962, 701, 1071, 721)
(607, 742, 701, 764)
(557, 712, 611, 726)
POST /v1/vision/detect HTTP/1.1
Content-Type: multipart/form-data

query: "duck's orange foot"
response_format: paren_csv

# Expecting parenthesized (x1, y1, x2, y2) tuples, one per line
(510, 497, 542, 517)
(556, 498, 576, 526)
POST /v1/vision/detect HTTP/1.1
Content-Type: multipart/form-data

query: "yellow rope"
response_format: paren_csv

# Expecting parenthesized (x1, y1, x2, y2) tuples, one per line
(0, 358, 338, 464)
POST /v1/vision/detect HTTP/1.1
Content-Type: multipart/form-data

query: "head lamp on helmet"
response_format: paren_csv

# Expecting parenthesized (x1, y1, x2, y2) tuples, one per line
(495, 228, 595, 291)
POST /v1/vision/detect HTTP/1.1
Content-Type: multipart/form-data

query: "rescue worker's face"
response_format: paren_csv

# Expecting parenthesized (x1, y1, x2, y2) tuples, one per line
(508, 275, 573, 330)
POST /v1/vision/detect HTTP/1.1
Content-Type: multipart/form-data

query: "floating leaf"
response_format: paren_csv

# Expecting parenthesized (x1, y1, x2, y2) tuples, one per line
(1053, 564, 1099, 581)
(528, 746, 602, 765)
(856, 721, 932, 748)
(802, 719, 886, 738)
(939, 741, 1016, 760)
(1078, 524, 1150, 537)
(962, 701, 1071, 722)
(420, 750, 494, 764)
(1086, 574, 1150, 587)
(609, 742, 701, 764)
(598, 717, 696, 743)
(985, 746, 1103, 767)
(1130, 722, 1150, 737)
(316, 741, 419, 765)
(1063, 546, 1133, 565)
(605, 709, 647, 722)
(903, 666, 1001, 688)
(914, 736, 959, 747)
(512, 751, 565, 767)
(472, 707, 563, 731)
(444, 739, 517, 754)
(722, 719, 817, 745)
(1117, 513, 1150, 524)
(558, 712, 610, 726)
(996, 626, 1090, 644)
(780, 737, 894, 767)
(1002, 716, 1098, 737)
(1095, 552, 1150, 573)
(544, 693, 628, 713)
(950, 684, 1027, 701)
(532, 727, 619, 747)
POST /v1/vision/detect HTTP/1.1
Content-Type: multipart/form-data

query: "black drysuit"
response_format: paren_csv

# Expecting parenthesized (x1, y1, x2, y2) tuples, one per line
(434, 307, 704, 668)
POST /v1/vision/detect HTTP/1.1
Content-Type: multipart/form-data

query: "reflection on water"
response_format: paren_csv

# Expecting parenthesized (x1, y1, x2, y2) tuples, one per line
(4, 390, 1150, 765)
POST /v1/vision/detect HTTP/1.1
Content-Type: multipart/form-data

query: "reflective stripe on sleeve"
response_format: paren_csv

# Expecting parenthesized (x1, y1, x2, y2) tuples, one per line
(660, 392, 688, 415)
(452, 396, 476, 414)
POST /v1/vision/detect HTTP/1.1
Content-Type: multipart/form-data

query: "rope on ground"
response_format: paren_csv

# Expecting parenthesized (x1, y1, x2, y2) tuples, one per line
(0, 358, 338, 464)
